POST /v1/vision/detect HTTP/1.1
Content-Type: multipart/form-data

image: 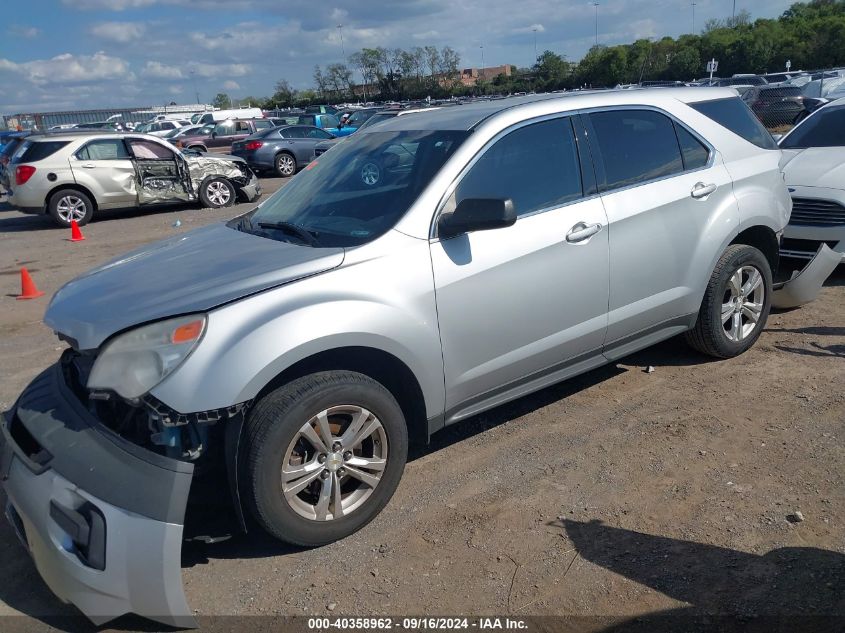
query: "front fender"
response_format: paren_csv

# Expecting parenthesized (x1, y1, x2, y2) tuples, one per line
(150, 234, 444, 420)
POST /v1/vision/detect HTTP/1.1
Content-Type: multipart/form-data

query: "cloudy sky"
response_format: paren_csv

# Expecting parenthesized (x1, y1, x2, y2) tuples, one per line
(2, 0, 795, 114)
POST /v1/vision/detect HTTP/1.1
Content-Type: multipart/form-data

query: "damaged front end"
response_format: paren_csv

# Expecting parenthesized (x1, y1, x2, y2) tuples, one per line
(184, 154, 261, 202)
(1, 350, 247, 627)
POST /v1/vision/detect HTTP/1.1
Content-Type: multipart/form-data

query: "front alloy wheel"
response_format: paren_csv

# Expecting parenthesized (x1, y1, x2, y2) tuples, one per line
(242, 371, 408, 546)
(282, 405, 388, 521)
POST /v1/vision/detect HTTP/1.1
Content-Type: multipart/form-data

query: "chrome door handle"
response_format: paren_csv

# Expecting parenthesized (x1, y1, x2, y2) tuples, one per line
(691, 182, 717, 198)
(566, 222, 602, 243)
(81, 163, 96, 169)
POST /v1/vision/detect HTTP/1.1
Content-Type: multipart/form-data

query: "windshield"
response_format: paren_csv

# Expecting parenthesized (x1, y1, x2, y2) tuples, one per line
(780, 105, 845, 148)
(237, 129, 469, 247)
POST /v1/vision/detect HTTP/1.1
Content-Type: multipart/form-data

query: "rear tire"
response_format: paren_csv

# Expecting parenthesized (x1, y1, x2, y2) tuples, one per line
(242, 371, 408, 547)
(275, 152, 296, 177)
(48, 189, 94, 227)
(685, 244, 772, 358)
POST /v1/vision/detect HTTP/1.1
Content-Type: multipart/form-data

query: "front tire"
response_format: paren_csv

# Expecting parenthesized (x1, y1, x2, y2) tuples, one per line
(242, 371, 408, 546)
(685, 244, 772, 358)
(48, 189, 94, 227)
(199, 177, 235, 208)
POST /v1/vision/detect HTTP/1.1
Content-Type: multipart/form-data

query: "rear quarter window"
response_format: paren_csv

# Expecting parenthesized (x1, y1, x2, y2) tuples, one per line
(13, 140, 70, 163)
(691, 97, 778, 150)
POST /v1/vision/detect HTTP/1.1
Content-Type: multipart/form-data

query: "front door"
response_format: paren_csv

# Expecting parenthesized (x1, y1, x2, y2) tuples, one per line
(430, 116, 610, 421)
(125, 137, 191, 204)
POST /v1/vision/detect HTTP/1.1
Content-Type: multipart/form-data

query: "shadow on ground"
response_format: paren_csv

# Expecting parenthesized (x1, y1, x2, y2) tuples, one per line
(554, 518, 845, 633)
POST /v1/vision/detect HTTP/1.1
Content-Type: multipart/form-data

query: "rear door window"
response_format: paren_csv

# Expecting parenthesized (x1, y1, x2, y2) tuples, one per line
(587, 110, 684, 191)
(76, 139, 131, 161)
(253, 120, 274, 130)
(690, 97, 778, 149)
(674, 124, 710, 170)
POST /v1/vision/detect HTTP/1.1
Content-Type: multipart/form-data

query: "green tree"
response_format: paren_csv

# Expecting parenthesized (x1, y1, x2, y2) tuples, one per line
(212, 93, 230, 109)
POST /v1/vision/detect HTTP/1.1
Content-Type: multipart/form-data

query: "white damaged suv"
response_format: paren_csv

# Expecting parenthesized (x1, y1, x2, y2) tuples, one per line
(7, 131, 261, 227)
(2, 89, 795, 626)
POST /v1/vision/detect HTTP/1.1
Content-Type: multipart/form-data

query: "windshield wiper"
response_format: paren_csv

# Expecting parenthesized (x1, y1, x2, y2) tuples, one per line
(257, 221, 320, 247)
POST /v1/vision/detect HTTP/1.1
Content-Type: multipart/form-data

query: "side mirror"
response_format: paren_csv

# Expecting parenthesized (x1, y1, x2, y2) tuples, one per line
(438, 198, 516, 239)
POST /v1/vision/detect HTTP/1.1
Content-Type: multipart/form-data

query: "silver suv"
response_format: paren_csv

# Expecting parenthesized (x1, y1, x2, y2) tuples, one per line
(7, 131, 261, 227)
(2, 89, 791, 625)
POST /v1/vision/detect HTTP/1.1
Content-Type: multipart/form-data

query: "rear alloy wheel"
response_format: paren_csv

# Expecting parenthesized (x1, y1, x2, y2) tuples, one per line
(199, 177, 235, 208)
(242, 371, 408, 546)
(48, 189, 94, 227)
(685, 244, 772, 358)
(360, 161, 381, 187)
(275, 152, 296, 177)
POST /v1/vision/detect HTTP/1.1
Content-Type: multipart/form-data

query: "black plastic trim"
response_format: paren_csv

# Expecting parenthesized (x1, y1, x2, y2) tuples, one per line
(4, 364, 193, 523)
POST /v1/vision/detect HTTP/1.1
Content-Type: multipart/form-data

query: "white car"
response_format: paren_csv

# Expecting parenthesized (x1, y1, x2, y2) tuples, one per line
(146, 120, 192, 137)
(778, 97, 845, 260)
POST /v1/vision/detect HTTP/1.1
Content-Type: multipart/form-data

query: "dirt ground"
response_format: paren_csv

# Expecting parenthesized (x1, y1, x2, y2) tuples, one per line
(0, 182, 843, 632)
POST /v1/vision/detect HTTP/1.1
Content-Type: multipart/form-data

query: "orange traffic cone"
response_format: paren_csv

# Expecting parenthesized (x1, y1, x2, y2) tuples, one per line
(17, 267, 45, 300)
(69, 220, 85, 242)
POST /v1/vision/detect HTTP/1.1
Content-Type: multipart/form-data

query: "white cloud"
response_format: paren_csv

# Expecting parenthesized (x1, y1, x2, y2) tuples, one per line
(7, 25, 40, 38)
(90, 21, 146, 42)
(222, 80, 241, 90)
(513, 23, 545, 35)
(141, 61, 183, 79)
(0, 52, 131, 86)
(193, 62, 251, 78)
(62, 0, 157, 9)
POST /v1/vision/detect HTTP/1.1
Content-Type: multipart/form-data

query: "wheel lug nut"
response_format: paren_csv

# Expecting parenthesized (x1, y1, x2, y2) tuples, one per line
(321, 470, 330, 480)
(343, 451, 352, 461)
(332, 441, 342, 452)
(318, 454, 327, 464)
(338, 468, 346, 477)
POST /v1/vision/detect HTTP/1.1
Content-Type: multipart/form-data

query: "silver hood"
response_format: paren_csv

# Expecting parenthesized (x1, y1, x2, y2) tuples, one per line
(780, 147, 845, 189)
(44, 222, 345, 350)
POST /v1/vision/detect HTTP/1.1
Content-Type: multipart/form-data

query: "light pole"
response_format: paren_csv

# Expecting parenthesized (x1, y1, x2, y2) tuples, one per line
(591, 2, 599, 47)
(189, 69, 200, 104)
(480, 44, 485, 74)
(691, 1, 697, 33)
(732, 0, 736, 20)
(337, 24, 345, 57)
(532, 27, 538, 62)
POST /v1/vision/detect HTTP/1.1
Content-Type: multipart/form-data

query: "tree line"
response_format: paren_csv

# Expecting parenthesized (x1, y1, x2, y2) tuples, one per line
(213, 0, 845, 108)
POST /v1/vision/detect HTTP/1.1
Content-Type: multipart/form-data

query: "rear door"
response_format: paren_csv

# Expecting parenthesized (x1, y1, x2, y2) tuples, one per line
(69, 138, 136, 207)
(583, 108, 739, 356)
(126, 137, 191, 204)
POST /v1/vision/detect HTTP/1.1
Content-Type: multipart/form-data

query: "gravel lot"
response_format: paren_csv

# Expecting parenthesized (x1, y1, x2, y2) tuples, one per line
(0, 180, 843, 630)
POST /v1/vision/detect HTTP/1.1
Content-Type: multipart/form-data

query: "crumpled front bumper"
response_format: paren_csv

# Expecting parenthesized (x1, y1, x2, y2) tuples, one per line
(0, 364, 196, 627)
(239, 174, 262, 203)
(772, 242, 844, 309)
